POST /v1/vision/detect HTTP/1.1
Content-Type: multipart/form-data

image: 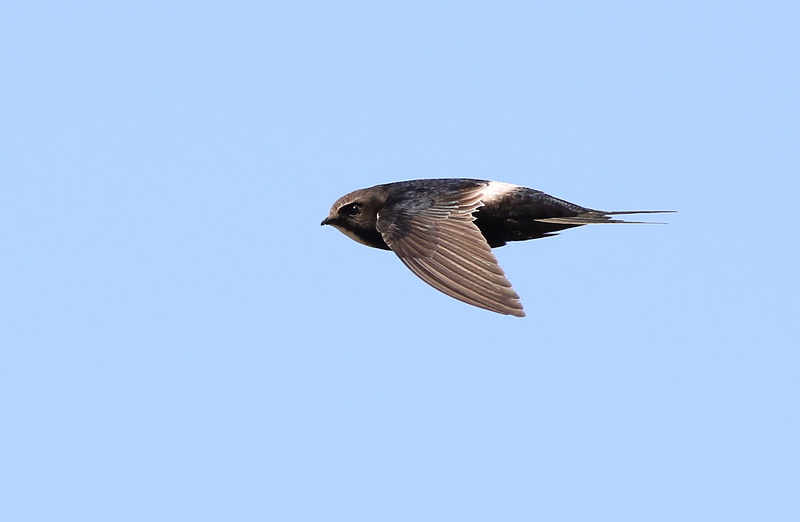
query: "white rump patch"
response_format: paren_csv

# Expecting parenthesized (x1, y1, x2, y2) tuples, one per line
(481, 181, 521, 204)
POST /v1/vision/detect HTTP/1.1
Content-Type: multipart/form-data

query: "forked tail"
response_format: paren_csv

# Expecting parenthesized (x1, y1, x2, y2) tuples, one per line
(535, 210, 676, 225)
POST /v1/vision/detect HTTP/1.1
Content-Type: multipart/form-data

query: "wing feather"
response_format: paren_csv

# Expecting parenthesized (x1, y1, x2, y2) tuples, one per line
(377, 183, 525, 317)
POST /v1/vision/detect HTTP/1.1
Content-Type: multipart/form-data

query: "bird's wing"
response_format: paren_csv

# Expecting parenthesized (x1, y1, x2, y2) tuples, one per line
(376, 183, 525, 317)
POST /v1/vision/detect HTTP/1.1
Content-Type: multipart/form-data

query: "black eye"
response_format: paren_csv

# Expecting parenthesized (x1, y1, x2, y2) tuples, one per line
(341, 203, 361, 217)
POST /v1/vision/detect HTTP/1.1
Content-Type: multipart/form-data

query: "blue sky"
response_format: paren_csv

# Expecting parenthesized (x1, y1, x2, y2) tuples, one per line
(2, 1, 798, 520)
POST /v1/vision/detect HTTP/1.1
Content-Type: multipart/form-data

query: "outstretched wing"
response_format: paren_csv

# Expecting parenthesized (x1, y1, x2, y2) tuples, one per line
(376, 182, 525, 317)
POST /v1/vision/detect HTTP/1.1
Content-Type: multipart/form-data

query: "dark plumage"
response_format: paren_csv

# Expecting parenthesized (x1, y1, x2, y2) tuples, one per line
(321, 178, 671, 317)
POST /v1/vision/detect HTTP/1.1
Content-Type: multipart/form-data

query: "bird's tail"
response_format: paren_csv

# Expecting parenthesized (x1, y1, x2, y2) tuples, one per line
(535, 210, 676, 225)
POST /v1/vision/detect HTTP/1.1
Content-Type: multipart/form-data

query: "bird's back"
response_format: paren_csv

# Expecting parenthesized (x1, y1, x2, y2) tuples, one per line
(475, 185, 595, 247)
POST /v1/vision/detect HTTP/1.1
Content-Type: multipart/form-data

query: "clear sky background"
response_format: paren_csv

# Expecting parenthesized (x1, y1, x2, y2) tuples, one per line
(2, 1, 798, 521)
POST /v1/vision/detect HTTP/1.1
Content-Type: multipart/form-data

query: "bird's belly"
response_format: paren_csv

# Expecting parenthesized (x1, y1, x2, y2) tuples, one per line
(474, 216, 580, 247)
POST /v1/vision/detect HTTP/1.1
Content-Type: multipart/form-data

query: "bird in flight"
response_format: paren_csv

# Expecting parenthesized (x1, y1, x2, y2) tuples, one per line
(321, 179, 671, 317)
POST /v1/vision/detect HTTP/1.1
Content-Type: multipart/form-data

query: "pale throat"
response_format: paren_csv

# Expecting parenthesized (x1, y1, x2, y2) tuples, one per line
(333, 224, 379, 248)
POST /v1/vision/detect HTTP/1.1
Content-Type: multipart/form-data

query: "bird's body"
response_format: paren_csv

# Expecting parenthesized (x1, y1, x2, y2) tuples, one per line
(322, 178, 670, 317)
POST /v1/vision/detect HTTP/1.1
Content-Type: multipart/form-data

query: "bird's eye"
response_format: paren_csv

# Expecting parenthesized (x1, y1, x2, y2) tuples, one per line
(341, 203, 361, 217)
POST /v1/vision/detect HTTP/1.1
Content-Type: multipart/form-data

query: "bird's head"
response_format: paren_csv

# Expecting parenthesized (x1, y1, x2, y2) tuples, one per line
(321, 186, 390, 249)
